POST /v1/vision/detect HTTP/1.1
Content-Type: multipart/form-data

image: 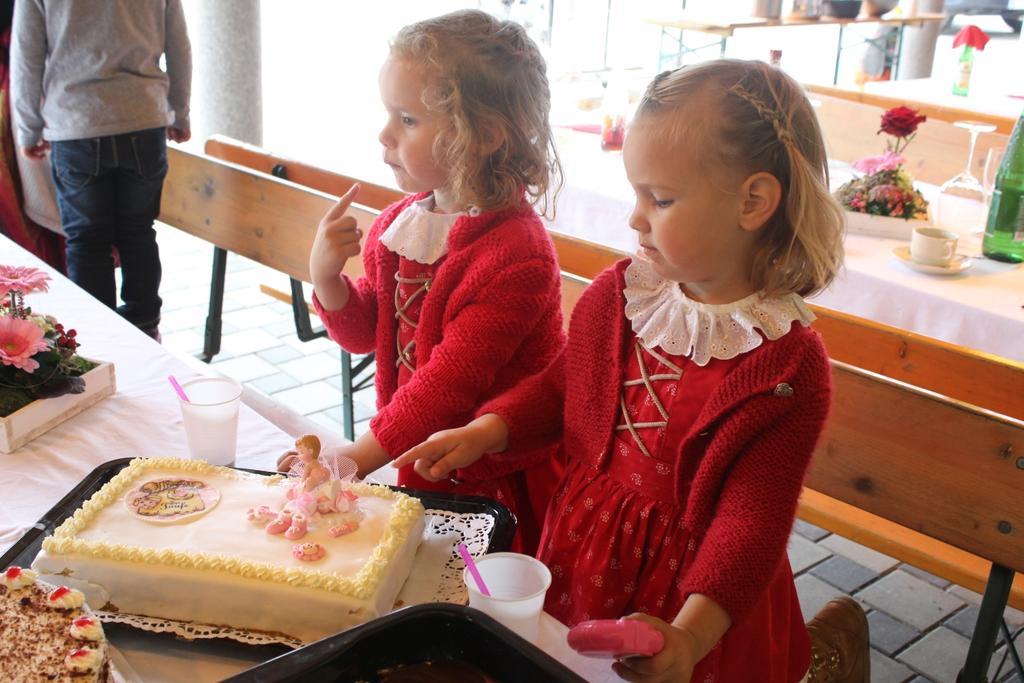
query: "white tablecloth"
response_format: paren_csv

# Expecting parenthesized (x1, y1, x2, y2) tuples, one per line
(0, 238, 295, 556)
(548, 130, 1024, 362)
(0, 235, 610, 681)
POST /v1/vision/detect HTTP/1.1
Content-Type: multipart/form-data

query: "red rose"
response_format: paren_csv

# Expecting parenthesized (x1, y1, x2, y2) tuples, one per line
(879, 106, 927, 139)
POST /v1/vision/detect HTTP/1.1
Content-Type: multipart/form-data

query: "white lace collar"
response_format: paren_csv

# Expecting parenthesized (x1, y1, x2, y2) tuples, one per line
(380, 195, 478, 264)
(623, 254, 815, 366)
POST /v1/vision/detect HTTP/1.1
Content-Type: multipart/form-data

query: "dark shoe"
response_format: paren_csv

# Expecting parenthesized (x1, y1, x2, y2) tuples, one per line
(138, 323, 161, 343)
(806, 597, 870, 683)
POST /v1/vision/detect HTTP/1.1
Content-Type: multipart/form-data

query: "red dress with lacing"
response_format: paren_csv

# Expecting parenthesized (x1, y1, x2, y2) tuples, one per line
(392, 255, 532, 547)
(540, 337, 810, 682)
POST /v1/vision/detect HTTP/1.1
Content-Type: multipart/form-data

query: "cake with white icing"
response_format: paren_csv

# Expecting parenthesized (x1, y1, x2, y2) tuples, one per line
(32, 457, 426, 643)
(0, 566, 111, 682)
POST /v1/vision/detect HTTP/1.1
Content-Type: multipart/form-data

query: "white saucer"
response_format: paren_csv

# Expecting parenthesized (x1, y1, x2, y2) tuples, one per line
(892, 246, 974, 276)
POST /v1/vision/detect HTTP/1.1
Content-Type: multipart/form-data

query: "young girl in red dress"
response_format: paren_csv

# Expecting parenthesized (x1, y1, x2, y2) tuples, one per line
(396, 60, 869, 682)
(280, 10, 564, 552)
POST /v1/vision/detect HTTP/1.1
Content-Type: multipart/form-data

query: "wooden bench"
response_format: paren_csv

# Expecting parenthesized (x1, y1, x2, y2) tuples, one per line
(805, 83, 1018, 137)
(163, 140, 1024, 681)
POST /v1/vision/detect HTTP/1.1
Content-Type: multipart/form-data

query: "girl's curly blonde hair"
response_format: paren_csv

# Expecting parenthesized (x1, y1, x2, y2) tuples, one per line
(636, 59, 844, 298)
(391, 10, 562, 216)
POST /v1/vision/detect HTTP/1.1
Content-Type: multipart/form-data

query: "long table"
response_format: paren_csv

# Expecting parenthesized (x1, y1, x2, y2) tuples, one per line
(0, 235, 615, 682)
(643, 10, 946, 82)
(548, 130, 1024, 362)
(0, 238, 294, 555)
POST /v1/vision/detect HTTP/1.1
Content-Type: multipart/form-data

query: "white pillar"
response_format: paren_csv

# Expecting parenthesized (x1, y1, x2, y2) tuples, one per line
(1016, 25, 1024, 96)
(185, 0, 263, 146)
(897, 0, 944, 80)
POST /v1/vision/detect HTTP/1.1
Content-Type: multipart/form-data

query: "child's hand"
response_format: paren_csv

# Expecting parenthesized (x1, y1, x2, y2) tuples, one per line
(309, 184, 362, 288)
(391, 427, 486, 482)
(610, 613, 700, 683)
(392, 414, 509, 482)
(276, 449, 299, 473)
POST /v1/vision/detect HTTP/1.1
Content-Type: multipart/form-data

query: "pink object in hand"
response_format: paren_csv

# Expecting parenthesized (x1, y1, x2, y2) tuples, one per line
(567, 618, 665, 659)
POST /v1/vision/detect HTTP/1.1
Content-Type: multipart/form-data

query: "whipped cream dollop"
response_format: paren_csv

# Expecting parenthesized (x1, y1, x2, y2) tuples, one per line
(65, 647, 104, 674)
(2, 566, 37, 590)
(69, 616, 105, 642)
(47, 586, 85, 610)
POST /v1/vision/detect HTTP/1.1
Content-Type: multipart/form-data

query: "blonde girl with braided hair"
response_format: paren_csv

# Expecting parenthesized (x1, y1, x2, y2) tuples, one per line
(397, 59, 866, 682)
(283, 9, 567, 554)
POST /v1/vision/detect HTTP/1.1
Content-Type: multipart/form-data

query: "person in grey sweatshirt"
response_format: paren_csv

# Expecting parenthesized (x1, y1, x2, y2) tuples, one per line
(10, 0, 191, 340)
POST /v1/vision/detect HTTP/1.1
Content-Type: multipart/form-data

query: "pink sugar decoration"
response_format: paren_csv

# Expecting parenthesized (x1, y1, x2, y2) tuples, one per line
(292, 542, 326, 561)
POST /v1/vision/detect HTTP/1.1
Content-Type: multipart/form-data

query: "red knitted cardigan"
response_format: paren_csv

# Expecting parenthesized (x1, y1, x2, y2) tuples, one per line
(312, 192, 565, 480)
(483, 259, 833, 624)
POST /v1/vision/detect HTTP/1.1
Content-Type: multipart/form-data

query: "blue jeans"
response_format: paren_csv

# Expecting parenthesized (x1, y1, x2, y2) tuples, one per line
(50, 127, 167, 332)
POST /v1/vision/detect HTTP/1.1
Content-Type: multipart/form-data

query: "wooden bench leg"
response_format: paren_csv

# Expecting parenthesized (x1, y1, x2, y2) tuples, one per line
(288, 278, 327, 342)
(199, 246, 228, 363)
(341, 350, 356, 441)
(257, 276, 376, 442)
(284, 277, 377, 441)
(998, 618, 1024, 678)
(959, 563, 1015, 683)
(338, 352, 376, 441)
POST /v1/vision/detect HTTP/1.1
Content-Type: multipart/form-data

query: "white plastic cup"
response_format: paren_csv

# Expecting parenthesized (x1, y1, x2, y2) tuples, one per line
(463, 552, 552, 644)
(177, 376, 242, 466)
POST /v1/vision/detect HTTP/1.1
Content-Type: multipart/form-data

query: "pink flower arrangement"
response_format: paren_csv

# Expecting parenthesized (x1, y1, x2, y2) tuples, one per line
(0, 265, 51, 298)
(851, 151, 905, 176)
(0, 265, 94, 416)
(835, 106, 929, 220)
(0, 317, 50, 372)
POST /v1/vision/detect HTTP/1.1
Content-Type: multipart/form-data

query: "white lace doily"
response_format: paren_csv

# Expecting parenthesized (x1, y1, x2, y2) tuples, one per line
(380, 195, 468, 265)
(95, 611, 305, 649)
(623, 254, 815, 366)
(93, 507, 496, 648)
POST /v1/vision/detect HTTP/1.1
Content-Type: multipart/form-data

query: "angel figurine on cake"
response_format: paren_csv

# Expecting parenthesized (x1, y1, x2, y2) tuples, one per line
(247, 435, 363, 550)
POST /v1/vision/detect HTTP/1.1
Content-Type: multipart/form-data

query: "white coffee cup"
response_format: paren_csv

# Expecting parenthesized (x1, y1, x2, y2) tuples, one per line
(910, 227, 958, 266)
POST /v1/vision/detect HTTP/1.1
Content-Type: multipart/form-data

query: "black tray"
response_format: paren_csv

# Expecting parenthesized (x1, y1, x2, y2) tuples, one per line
(1, 459, 520, 671)
(224, 603, 586, 683)
(0, 457, 517, 571)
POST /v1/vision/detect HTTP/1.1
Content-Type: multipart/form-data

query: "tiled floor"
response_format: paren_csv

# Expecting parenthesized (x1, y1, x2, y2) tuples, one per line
(153, 222, 1023, 682)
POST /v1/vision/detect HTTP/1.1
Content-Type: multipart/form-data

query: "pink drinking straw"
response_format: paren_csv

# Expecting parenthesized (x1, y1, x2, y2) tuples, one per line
(167, 375, 190, 403)
(458, 543, 490, 597)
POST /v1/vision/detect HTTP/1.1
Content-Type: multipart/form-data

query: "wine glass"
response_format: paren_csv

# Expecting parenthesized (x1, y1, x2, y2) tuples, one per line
(936, 120, 997, 240)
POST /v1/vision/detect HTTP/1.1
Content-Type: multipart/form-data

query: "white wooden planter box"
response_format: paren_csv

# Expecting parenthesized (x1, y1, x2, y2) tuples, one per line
(844, 210, 930, 240)
(0, 361, 116, 453)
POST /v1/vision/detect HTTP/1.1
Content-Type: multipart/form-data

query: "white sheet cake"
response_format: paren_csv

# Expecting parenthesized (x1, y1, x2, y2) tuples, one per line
(32, 458, 425, 643)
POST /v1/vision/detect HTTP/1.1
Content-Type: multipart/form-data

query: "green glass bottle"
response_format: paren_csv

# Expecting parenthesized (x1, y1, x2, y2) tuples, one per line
(983, 111, 1024, 263)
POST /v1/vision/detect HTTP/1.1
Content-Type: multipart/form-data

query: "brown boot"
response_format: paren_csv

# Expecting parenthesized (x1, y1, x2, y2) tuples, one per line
(805, 597, 870, 683)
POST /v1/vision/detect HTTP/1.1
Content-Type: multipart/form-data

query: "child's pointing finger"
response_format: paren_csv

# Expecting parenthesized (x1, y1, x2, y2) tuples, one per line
(325, 183, 361, 220)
